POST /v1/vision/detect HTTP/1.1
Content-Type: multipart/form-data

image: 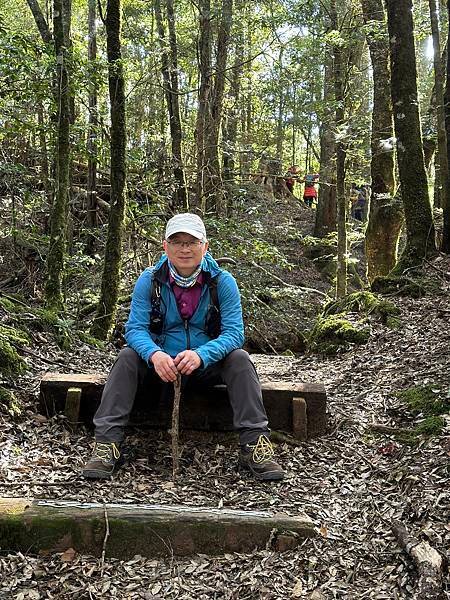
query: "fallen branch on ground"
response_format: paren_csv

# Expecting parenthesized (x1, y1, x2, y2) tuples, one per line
(391, 521, 444, 599)
(250, 260, 327, 297)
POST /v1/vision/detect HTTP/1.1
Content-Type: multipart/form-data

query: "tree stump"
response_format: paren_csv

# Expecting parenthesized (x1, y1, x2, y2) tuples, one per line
(254, 157, 294, 199)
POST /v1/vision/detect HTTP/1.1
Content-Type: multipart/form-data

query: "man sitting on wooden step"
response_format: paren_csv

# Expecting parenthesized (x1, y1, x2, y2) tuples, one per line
(82, 213, 285, 481)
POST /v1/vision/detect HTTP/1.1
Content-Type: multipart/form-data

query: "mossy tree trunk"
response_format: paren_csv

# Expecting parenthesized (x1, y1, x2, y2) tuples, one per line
(443, 0, 450, 253)
(222, 5, 244, 206)
(331, 0, 348, 299)
(91, 0, 127, 340)
(155, 0, 188, 211)
(195, 0, 233, 216)
(429, 0, 450, 220)
(86, 0, 98, 255)
(45, 0, 72, 311)
(361, 0, 401, 282)
(314, 47, 337, 238)
(385, 0, 436, 270)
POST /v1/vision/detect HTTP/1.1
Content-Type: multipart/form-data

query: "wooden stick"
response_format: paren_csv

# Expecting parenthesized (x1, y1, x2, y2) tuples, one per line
(391, 521, 444, 599)
(171, 374, 182, 479)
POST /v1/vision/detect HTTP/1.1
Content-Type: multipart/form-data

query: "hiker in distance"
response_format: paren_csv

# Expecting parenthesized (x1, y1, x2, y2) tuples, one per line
(83, 213, 285, 481)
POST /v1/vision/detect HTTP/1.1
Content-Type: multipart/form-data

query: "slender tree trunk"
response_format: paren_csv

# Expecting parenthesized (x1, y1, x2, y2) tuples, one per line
(361, 0, 401, 282)
(25, 0, 52, 44)
(37, 103, 50, 199)
(331, 1, 347, 298)
(429, 0, 449, 218)
(45, 0, 71, 311)
(86, 0, 98, 253)
(314, 48, 337, 237)
(223, 16, 244, 206)
(385, 0, 436, 269)
(442, 0, 450, 252)
(195, 0, 212, 211)
(203, 0, 233, 215)
(155, 0, 188, 210)
(91, 0, 127, 339)
(276, 48, 284, 164)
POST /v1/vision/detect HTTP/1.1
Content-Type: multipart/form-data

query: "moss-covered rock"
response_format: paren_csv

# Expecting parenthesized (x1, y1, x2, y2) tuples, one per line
(0, 325, 29, 377)
(308, 313, 370, 355)
(0, 386, 22, 416)
(371, 274, 439, 297)
(323, 291, 400, 322)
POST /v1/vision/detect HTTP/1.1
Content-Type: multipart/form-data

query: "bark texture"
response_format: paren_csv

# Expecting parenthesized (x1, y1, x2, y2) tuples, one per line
(443, 0, 450, 252)
(155, 0, 188, 210)
(314, 49, 337, 237)
(86, 0, 98, 253)
(91, 0, 127, 339)
(361, 0, 401, 281)
(385, 0, 436, 269)
(195, 0, 233, 215)
(429, 0, 450, 219)
(45, 0, 71, 310)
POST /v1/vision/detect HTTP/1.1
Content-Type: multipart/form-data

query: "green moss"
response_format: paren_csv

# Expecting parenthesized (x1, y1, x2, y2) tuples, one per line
(396, 417, 446, 445)
(308, 313, 370, 355)
(0, 297, 21, 313)
(371, 275, 436, 298)
(0, 386, 22, 416)
(396, 385, 449, 417)
(0, 325, 29, 377)
(78, 331, 106, 349)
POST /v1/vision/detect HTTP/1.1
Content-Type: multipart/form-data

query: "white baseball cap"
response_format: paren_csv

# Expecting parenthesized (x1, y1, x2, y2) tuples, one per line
(165, 213, 207, 241)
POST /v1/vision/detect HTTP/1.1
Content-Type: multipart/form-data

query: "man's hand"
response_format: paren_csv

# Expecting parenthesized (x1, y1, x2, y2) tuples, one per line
(151, 351, 178, 382)
(174, 350, 202, 375)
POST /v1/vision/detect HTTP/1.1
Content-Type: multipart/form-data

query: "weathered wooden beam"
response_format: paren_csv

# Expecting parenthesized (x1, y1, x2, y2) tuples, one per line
(292, 396, 307, 441)
(39, 373, 327, 439)
(0, 497, 315, 558)
(64, 387, 82, 428)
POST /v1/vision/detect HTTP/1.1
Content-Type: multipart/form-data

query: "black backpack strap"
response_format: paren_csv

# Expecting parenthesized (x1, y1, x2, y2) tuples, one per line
(149, 262, 168, 335)
(204, 272, 221, 339)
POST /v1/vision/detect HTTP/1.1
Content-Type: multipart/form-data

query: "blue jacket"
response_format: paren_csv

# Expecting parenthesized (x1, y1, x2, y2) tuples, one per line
(124, 253, 245, 369)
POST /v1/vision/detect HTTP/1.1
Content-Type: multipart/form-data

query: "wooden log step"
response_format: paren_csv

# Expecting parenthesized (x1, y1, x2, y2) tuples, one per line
(39, 372, 327, 440)
(40, 373, 327, 439)
(0, 497, 315, 558)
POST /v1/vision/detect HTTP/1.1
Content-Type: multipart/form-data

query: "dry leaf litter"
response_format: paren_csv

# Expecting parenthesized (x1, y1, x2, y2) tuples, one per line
(0, 252, 449, 599)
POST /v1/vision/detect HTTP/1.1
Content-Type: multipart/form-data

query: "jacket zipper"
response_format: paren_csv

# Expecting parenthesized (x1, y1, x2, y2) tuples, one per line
(184, 319, 190, 349)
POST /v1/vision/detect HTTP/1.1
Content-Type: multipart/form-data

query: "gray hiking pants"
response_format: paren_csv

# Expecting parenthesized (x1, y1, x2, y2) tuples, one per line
(93, 347, 269, 446)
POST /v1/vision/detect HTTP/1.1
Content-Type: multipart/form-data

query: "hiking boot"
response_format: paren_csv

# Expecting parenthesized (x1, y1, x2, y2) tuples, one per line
(82, 442, 121, 479)
(239, 435, 285, 481)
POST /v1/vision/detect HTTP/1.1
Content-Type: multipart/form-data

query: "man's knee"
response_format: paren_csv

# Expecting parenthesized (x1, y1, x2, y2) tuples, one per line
(114, 346, 143, 370)
(223, 348, 252, 369)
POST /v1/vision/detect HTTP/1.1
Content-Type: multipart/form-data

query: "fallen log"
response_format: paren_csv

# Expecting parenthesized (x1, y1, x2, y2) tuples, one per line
(391, 521, 444, 599)
(0, 497, 315, 558)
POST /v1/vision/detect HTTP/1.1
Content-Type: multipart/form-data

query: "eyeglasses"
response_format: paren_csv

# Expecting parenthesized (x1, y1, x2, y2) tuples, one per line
(167, 240, 204, 248)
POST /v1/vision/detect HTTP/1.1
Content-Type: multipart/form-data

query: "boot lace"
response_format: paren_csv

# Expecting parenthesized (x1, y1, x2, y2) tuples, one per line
(249, 435, 274, 464)
(94, 442, 120, 462)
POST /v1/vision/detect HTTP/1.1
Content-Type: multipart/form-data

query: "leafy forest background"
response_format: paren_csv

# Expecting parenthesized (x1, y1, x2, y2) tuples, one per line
(1, 0, 450, 367)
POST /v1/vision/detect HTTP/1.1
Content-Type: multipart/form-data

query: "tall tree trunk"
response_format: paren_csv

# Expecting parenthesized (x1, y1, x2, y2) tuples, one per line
(155, 0, 188, 210)
(385, 0, 436, 269)
(314, 48, 337, 237)
(223, 16, 244, 206)
(196, 0, 233, 215)
(26, 0, 52, 44)
(86, 0, 98, 254)
(37, 103, 50, 200)
(442, 0, 450, 252)
(45, 0, 71, 311)
(331, 1, 347, 298)
(91, 0, 127, 339)
(195, 0, 212, 211)
(429, 0, 450, 218)
(361, 0, 401, 282)
(275, 48, 284, 164)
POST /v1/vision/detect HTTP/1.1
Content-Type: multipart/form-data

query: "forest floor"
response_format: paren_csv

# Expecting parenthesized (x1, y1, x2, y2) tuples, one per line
(0, 194, 449, 599)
